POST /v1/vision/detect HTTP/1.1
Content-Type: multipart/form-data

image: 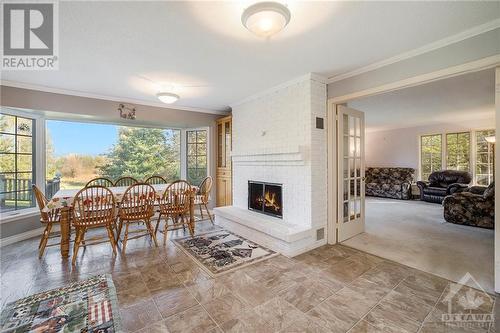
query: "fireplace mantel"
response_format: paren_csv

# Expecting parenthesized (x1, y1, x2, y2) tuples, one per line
(232, 145, 309, 166)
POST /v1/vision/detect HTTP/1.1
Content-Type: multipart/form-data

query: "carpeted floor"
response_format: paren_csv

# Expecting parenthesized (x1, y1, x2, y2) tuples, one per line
(343, 197, 495, 293)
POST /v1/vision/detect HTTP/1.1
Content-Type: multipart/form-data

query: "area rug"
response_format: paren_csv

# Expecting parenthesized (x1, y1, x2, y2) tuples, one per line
(173, 230, 277, 277)
(0, 274, 121, 333)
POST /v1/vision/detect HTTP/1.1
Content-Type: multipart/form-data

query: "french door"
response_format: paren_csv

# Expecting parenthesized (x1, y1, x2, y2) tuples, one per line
(337, 105, 365, 242)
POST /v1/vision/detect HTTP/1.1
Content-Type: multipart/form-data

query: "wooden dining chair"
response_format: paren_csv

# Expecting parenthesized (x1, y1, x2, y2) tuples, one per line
(114, 176, 138, 187)
(195, 176, 214, 224)
(33, 185, 61, 258)
(145, 175, 167, 185)
(71, 186, 118, 265)
(116, 183, 158, 251)
(155, 180, 192, 242)
(86, 177, 114, 187)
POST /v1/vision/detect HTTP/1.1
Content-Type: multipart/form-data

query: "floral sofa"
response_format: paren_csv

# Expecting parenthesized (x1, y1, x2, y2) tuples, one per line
(443, 182, 495, 229)
(365, 167, 415, 200)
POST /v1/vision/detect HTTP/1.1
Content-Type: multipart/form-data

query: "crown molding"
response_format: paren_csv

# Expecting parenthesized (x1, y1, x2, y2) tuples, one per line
(329, 54, 500, 104)
(327, 18, 500, 84)
(230, 72, 327, 108)
(0, 80, 230, 115)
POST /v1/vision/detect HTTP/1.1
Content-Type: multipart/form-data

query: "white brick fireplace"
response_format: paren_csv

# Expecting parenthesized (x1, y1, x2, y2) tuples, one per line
(214, 74, 328, 257)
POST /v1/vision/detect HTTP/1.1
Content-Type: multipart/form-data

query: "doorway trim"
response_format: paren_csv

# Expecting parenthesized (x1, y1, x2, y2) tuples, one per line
(326, 56, 500, 292)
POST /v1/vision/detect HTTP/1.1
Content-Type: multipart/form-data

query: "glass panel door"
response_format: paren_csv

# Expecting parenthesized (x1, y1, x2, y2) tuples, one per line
(337, 105, 365, 242)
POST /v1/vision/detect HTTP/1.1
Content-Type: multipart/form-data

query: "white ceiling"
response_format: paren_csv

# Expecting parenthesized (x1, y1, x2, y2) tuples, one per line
(2, 1, 499, 112)
(349, 68, 495, 132)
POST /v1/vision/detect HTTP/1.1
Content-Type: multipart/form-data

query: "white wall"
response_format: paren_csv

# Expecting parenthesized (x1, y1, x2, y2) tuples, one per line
(231, 74, 327, 230)
(365, 118, 495, 177)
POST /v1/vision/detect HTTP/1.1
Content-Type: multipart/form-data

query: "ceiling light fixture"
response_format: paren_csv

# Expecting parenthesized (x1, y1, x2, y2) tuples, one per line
(242, 1, 291, 38)
(156, 92, 180, 104)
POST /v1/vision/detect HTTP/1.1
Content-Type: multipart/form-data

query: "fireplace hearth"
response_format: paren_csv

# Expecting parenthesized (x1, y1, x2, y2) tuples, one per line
(248, 181, 283, 218)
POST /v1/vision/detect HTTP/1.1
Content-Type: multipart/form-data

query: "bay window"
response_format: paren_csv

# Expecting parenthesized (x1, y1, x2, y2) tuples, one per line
(420, 129, 495, 185)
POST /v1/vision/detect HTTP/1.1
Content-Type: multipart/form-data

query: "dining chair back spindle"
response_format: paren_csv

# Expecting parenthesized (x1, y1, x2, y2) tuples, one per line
(86, 177, 114, 187)
(155, 180, 192, 241)
(71, 186, 117, 265)
(117, 183, 158, 251)
(145, 175, 168, 185)
(114, 176, 138, 187)
(195, 176, 214, 224)
(33, 185, 61, 258)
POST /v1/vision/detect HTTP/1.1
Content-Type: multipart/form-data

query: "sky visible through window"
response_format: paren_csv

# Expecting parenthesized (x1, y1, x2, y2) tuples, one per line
(46, 120, 181, 191)
(47, 121, 118, 156)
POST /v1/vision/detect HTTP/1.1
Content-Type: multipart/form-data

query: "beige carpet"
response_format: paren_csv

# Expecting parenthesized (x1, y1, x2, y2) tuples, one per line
(342, 197, 495, 293)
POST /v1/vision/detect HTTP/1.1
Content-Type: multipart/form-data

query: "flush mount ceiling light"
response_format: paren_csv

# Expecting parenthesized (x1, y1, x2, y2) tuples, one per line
(156, 92, 180, 104)
(242, 1, 291, 37)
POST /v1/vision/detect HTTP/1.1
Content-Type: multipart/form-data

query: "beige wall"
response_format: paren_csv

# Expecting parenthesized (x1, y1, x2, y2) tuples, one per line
(0, 86, 224, 240)
(0, 86, 223, 128)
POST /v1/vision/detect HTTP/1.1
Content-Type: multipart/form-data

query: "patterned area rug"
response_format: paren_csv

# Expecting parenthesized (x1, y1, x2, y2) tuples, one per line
(174, 230, 277, 277)
(0, 274, 121, 333)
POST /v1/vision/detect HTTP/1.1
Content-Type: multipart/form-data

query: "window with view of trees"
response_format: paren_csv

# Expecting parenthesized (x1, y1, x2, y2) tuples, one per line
(186, 130, 207, 186)
(0, 114, 36, 213)
(446, 132, 470, 172)
(476, 129, 495, 185)
(420, 129, 495, 184)
(420, 134, 442, 180)
(46, 120, 181, 196)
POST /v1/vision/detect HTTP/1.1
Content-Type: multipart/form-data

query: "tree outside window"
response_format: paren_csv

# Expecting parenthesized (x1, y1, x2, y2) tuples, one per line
(420, 134, 442, 180)
(446, 132, 470, 172)
(0, 114, 36, 212)
(476, 129, 495, 185)
(186, 130, 207, 186)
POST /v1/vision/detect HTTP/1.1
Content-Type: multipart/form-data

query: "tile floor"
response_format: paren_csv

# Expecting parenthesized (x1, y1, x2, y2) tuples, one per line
(0, 220, 496, 333)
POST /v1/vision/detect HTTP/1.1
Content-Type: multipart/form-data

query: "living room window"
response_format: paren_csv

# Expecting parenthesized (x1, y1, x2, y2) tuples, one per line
(420, 134, 442, 180)
(0, 113, 36, 213)
(186, 129, 208, 186)
(475, 129, 495, 185)
(419, 129, 494, 184)
(445, 132, 470, 172)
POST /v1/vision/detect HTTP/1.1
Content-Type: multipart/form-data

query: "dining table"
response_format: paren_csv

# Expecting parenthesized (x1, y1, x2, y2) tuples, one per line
(42, 183, 197, 258)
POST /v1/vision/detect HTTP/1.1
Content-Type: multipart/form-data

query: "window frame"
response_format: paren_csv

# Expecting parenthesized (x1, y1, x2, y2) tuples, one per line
(419, 133, 443, 181)
(418, 128, 495, 184)
(1, 107, 202, 222)
(185, 127, 210, 186)
(445, 131, 471, 172)
(0, 108, 44, 220)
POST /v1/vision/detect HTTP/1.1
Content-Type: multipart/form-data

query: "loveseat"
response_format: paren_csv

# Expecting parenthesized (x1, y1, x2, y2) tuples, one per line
(443, 182, 494, 229)
(365, 167, 415, 200)
(417, 170, 471, 204)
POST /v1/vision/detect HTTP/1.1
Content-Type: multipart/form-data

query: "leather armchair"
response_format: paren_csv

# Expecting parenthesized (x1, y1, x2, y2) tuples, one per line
(417, 170, 472, 204)
(443, 182, 494, 229)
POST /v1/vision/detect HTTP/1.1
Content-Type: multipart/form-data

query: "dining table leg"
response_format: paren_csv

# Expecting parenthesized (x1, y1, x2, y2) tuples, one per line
(189, 190, 195, 236)
(60, 207, 71, 258)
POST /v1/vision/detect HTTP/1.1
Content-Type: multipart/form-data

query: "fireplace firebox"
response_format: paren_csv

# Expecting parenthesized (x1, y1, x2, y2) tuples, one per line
(248, 181, 283, 218)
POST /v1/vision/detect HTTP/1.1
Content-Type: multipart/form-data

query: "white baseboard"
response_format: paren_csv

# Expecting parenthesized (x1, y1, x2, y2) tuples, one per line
(0, 227, 45, 247)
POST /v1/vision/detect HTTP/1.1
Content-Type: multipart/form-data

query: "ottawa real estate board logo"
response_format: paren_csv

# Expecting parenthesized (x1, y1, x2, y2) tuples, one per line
(2, 1, 59, 70)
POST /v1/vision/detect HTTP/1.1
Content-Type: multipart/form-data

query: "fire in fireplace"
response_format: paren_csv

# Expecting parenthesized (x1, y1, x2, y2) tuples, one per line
(248, 181, 283, 218)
